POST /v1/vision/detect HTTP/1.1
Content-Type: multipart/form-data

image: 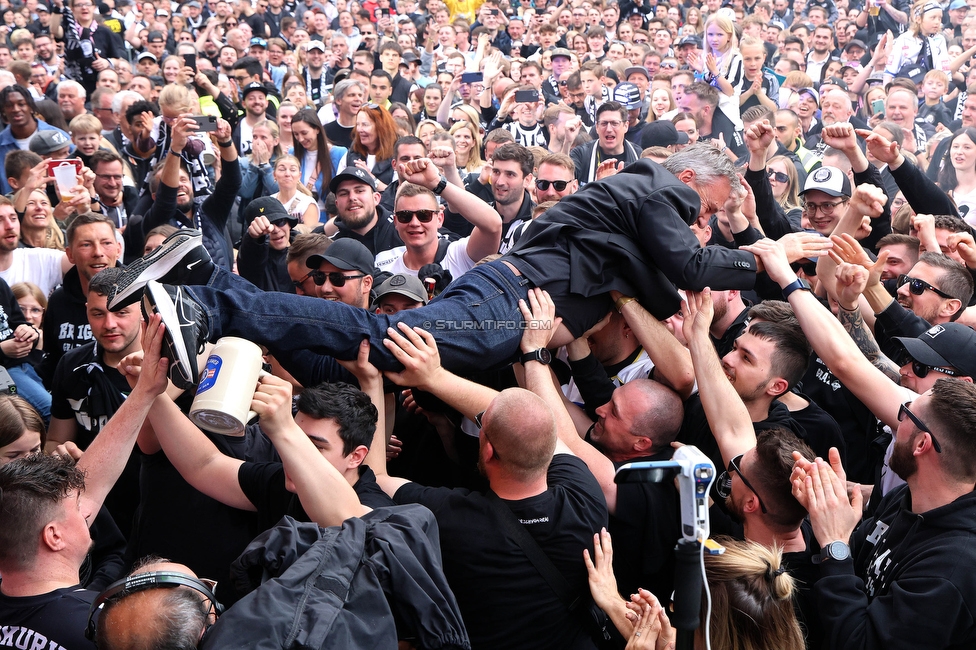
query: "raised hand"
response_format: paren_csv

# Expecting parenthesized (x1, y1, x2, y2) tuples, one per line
(681, 288, 714, 345)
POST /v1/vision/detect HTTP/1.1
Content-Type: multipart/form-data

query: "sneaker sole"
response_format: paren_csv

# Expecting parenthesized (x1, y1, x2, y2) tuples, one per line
(109, 233, 201, 310)
(145, 281, 194, 389)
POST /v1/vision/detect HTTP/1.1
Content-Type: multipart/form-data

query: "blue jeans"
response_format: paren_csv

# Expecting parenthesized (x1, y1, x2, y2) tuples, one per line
(190, 260, 534, 372)
(7, 363, 51, 423)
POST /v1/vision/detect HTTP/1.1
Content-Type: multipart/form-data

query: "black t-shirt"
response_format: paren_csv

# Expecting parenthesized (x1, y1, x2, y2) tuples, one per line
(0, 586, 98, 650)
(324, 120, 353, 149)
(238, 462, 394, 532)
(393, 454, 608, 650)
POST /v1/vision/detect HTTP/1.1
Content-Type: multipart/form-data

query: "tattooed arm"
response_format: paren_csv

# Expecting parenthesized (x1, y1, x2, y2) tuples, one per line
(836, 305, 901, 383)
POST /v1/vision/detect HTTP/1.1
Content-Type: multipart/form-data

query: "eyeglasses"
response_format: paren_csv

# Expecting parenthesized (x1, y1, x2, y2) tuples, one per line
(308, 270, 367, 286)
(232, 75, 250, 84)
(474, 409, 485, 428)
(394, 209, 437, 223)
(897, 274, 954, 300)
(767, 169, 789, 184)
(535, 179, 570, 191)
(716, 454, 768, 513)
(897, 402, 943, 452)
(802, 199, 846, 216)
(18, 306, 43, 315)
(596, 120, 623, 129)
(790, 260, 817, 276)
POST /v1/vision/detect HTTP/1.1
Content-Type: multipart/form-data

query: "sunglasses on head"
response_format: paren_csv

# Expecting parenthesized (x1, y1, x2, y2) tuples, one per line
(308, 270, 367, 287)
(897, 274, 954, 299)
(535, 179, 570, 191)
(395, 209, 437, 223)
(767, 169, 789, 183)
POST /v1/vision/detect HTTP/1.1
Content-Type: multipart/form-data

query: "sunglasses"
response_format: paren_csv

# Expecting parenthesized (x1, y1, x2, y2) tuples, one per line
(767, 169, 789, 183)
(394, 209, 437, 223)
(270, 218, 292, 228)
(535, 179, 570, 191)
(897, 274, 954, 300)
(790, 260, 817, 276)
(308, 270, 367, 286)
(897, 402, 943, 452)
(716, 453, 768, 513)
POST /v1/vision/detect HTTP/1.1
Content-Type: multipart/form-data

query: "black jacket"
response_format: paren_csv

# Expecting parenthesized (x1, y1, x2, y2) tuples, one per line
(816, 485, 976, 649)
(204, 508, 469, 650)
(0, 277, 30, 370)
(507, 159, 759, 332)
(332, 205, 403, 256)
(238, 230, 295, 293)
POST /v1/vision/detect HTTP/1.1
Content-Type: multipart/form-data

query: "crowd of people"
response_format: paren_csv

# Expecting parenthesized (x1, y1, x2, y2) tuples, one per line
(1, 0, 976, 647)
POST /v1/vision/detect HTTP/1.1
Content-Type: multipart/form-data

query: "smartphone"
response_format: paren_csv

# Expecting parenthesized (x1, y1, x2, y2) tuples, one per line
(871, 98, 885, 116)
(489, 8, 499, 14)
(190, 115, 218, 132)
(514, 89, 540, 103)
(46, 158, 83, 176)
(461, 71, 484, 84)
(183, 52, 196, 72)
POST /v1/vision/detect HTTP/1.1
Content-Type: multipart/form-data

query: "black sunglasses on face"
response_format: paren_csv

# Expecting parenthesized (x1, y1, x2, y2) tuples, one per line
(716, 453, 768, 513)
(309, 270, 367, 286)
(899, 352, 962, 379)
(767, 169, 789, 183)
(897, 401, 943, 452)
(535, 179, 570, 191)
(270, 218, 291, 228)
(790, 260, 817, 276)
(395, 209, 437, 223)
(897, 274, 954, 300)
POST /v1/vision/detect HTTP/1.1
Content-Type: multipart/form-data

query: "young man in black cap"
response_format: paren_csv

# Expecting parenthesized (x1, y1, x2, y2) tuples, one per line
(238, 196, 298, 292)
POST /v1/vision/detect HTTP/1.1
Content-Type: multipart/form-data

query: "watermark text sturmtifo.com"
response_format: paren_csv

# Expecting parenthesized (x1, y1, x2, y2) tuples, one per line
(421, 319, 554, 331)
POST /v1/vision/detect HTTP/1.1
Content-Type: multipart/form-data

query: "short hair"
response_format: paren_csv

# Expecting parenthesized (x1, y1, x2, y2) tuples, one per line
(66, 212, 116, 247)
(537, 152, 575, 176)
(112, 90, 143, 115)
(876, 121, 905, 147)
(752, 428, 814, 529)
(923, 69, 949, 88)
(0, 454, 86, 571)
(68, 113, 102, 136)
(596, 100, 627, 123)
(748, 300, 797, 325)
(57, 79, 87, 99)
(334, 79, 367, 102)
(918, 252, 975, 318)
(125, 99, 159, 126)
(926, 379, 976, 480)
(741, 105, 773, 125)
(746, 319, 811, 393)
(542, 103, 574, 128)
(521, 60, 543, 77)
(88, 266, 123, 298)
(661, 143, 740, 199)
(4, 149, 42, 182)
(684, 81, 720, 108)
(297, 383, 378, 455)
(484, 127, 515, 146)
(232, 55, 264, 78)
(0, 395, 45, 452)
(490, 142, 534, 178)
(378, 40, 403, 56)
(7, 61, 30, 82)
(877, 233, 921, 256)
(144, 224, 179, 242)
(286, 232, 331, 265)
(0, 85, 37, 117)
(393, 135, 425, 159)
(370, 69, 393, 84)
(395, 180, 438, 207)
(96, 578, 210, 650)
(933, 214, 971, 234)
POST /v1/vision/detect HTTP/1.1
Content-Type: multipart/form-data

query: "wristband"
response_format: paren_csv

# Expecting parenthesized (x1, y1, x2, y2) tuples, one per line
(614, 295, 637, 312)
(432, 176, 448, 195)
(217, 140, 234, 148)
(781, 278, 812, 298)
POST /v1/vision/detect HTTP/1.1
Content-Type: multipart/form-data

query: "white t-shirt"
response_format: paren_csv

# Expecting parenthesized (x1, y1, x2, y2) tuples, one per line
(374, 238, 476, 280)
(239, 119, 255, 156)
(0, 248, 65, 297)
(272, 192, 318, 225)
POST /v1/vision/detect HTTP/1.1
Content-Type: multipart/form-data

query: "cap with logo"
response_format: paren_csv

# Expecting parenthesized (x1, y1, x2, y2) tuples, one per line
(801, 166, 852, 197)
(550, 47, 573, 60)
(329, 166, 378, 193)
(243, 196, 296, 226)
(894, 323, 976, 379)
(613, 82, 642, 109)
(306, 238, 376, 275)
(641, 120, 689, 148)
(307, 40, 327, 52)
(241, 82, 269, 99)
(29, 129, 71, 155)
(373, 273, 430, 306)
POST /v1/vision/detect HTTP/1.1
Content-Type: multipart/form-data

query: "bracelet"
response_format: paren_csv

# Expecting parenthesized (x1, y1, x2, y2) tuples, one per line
(614, 296, 637, 312)
(217, 140, 234, 148)
(837, 302, 859, 312)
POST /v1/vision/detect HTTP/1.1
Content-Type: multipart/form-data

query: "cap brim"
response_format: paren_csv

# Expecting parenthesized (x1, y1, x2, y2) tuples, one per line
(375, 288, 428, 304)
(799, 186, 846, 197)
(894, 336, 953, 369)
(675, 132, 689, 144)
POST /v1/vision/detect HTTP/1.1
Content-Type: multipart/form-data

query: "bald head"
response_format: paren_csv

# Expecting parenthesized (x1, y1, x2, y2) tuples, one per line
(624, 379, 684, 451)
(484, 388, 557, 481)
(97, 586, 209, 650)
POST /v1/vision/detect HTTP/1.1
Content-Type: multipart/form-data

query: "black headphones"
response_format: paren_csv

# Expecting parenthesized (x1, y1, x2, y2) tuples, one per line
(85, 571, 225, 642)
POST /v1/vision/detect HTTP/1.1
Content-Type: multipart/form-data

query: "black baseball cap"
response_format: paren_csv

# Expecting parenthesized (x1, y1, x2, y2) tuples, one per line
(894, 323, 976, 379)
(328, 166, 377, 193)
(241, 82, 268, 99)
(306, 238, 375, 274)
(641, 121, 689, 148)
(243, 196, 296, 225)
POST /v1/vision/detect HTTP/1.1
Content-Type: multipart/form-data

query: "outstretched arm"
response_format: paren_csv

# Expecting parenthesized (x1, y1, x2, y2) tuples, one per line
(615, 293, 695, 399)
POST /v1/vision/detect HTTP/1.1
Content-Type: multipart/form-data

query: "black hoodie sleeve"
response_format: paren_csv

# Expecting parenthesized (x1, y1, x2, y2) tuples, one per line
(744, 167, 798, 241)
(888, 158, 959, 219)
(0, 278, 30, 368)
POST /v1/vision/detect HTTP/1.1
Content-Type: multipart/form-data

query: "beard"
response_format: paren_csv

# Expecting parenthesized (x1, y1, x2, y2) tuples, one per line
(725, 494, 745, 523)
(176, 198, 195, 214)
(342, 206, 376, 230)
(889, 435, 918, 481)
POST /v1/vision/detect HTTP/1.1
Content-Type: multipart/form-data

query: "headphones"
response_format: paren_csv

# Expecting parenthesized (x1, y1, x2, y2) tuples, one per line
(85, 571, 225, 642)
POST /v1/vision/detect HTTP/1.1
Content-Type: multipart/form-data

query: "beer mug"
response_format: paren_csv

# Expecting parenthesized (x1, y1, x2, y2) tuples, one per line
(190, 337, 269, 434)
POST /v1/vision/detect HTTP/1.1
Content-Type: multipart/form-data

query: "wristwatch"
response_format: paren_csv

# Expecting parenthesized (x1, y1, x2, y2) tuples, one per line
(432, 176, 448, 195)
(519, 348, 552, 365)
(821, 540, 851, 562)
(781, 278, 812, 298)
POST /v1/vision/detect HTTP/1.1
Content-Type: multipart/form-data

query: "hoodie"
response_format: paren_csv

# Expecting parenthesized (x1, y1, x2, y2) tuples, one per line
(815, 484, 976, 649)
(39, 265, 90, 387)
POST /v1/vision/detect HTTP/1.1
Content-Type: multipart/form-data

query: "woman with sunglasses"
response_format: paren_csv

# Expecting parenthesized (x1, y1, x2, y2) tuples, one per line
(291, 108, 346, 208)
(766, 156, 804, 228)
(239, 196, 300, 292)
(348, 104, 398, 191)
(271, 154, 320, 228)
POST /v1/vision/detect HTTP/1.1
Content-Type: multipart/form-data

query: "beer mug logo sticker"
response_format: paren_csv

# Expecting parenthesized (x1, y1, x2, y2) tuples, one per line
(189, 337, 268, 435)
